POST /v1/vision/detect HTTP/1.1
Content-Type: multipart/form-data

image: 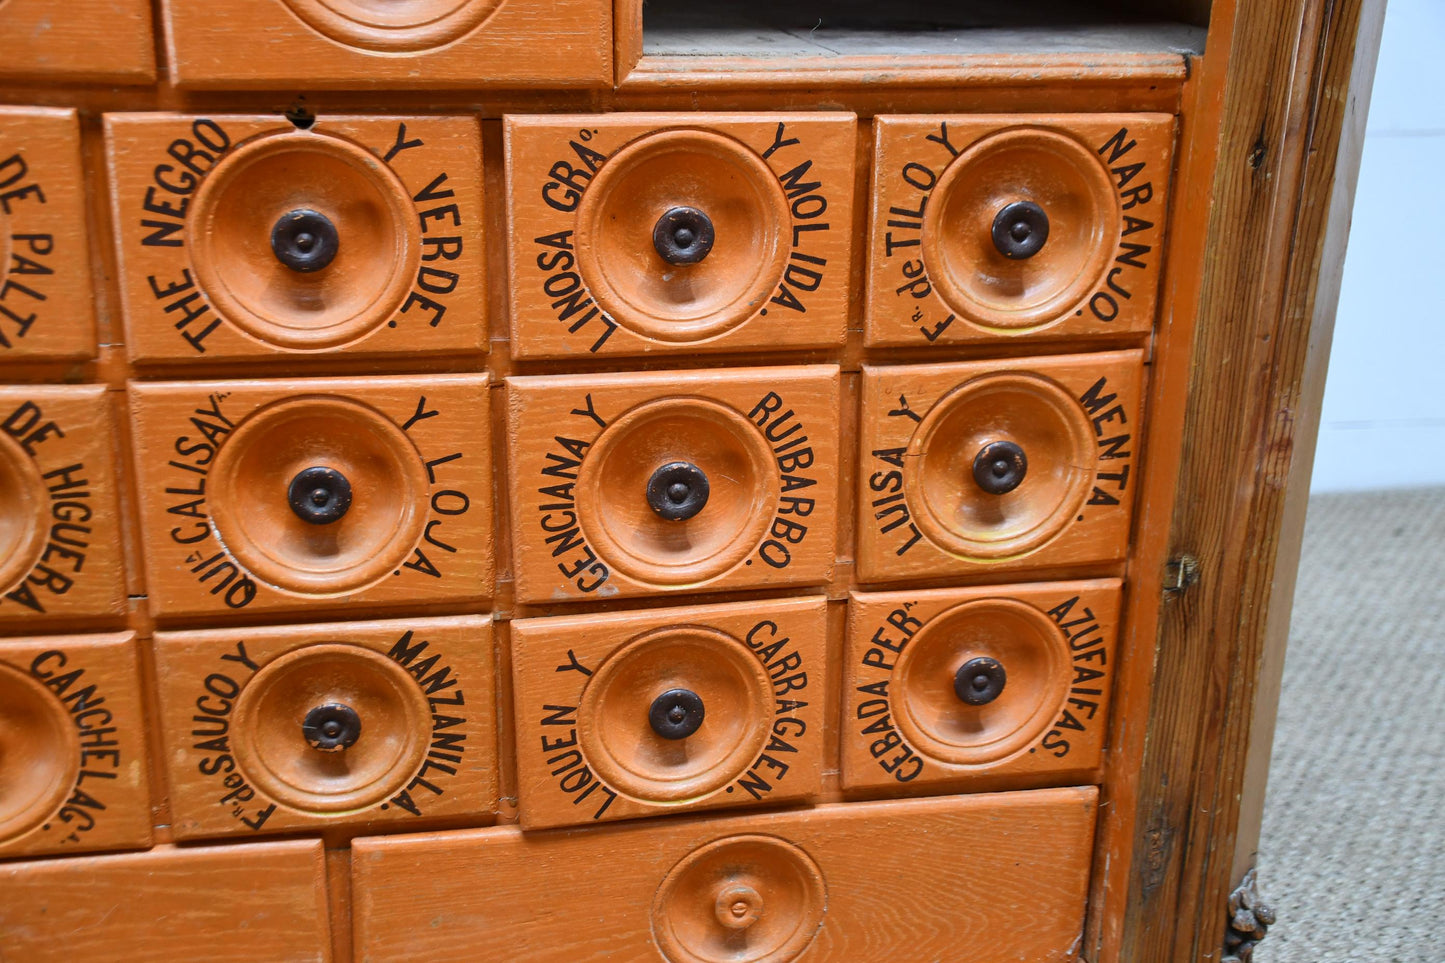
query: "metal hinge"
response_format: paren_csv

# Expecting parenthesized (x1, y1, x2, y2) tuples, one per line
(1164, 554, 1200, 595)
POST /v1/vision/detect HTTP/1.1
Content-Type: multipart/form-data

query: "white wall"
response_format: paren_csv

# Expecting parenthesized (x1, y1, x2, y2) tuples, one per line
(1311, 0, 1445, 491)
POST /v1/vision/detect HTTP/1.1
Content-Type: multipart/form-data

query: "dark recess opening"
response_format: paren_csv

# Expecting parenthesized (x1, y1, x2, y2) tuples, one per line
(642, 0, 1209, 59)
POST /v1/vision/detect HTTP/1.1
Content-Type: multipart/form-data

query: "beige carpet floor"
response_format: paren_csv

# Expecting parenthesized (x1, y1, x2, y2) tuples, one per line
(1256, 487, 1445, 962)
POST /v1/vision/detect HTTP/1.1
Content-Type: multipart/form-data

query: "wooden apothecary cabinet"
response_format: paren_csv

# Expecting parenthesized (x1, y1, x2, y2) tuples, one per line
(0, 1, 1384, 961)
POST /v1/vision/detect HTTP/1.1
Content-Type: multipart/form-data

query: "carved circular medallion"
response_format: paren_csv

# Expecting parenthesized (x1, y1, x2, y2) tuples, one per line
(278, 0, 504, 53)
(923, 127, 1118, 331)
(892, 598, 1069, 766)
(653, 834, 826, 963)
(576, 398, 778, 586)
(188, 129, 419, 350)
(906, 372, 1094, 560)
(208, 396, 429, 595)
(576, 129, 790, 344)
(231, 644, 431, 813)
(0, 430, 45, 595)
(0, 662, 81, 843)
(579, 627, 773, 804)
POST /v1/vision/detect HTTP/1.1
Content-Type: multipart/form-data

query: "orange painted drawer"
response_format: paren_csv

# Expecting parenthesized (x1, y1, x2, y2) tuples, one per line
(511, 597, 826, 829)
(0, 108, 95, 362)
(0, 1, 154, 84)
(843, 580, 1121, 795)
(162, 0, 610, 89)
(506, 365, 839, 604)
(129, 375, 493, 623)
(504, 113, 856, 359)
(866, 114, 1175, 347)
(0, 632, 151, 860)
(105, 113, 485, 365)
(857, 350, 1143, 582)
(0, 839, 332, 961)
(353, 789, 1097, 962)
(153, 616, 495, 841)
(0, 385, 127, 625)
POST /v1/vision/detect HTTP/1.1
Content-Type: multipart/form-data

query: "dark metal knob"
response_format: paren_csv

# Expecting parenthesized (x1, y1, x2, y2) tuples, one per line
(287, 466, 352, 525)
(646, 461, 710, 521)
(972, 441, 1028, 495)
(991, 201, 1049, 260)
(271, 208, 339, 273)
(954, 658, 1007, 706)
(649, 688, 705, 740)
(302, 702, 361, 752)
(653, 206, 716, 265)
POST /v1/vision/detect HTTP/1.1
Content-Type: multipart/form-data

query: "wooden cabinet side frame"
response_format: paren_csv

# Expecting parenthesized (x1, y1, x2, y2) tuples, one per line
(1097, 0, 1386, 959)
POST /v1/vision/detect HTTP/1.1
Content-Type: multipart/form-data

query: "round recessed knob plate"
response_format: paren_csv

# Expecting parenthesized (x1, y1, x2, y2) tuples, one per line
(954, 657, 1008, 706)
(653, 206, 716, 265)
(231, 644, 431, 813)
(653, 834, 826, 963)
(649, 687, 706, 741)
(302, 702, 362, 752)
(271, 208, 340, 273)
(287, 466, 353, 525)
(990, 200, 1050, 260)
(972, 440, 1028, 496)
(646, 461, 711, 521)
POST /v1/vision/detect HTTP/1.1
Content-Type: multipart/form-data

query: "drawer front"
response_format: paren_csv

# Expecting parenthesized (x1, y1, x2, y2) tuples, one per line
(507, 365, 839, 603)
(154, 616, 496, 840)
(162, 0, 610, 89)
(106, 113, 485, 365)
(843, 580, 1121, 794)
(0, 385, 127, 624)
(867, 114, 1175, 346)
(505, 113, 856, 359)
(0, 108, 95, 362)
(0, 1, 154, 84)
(129, 374, 493, 622)
(511, 597, 827, 829)
(0, 839, 332, 961)
(353, 789, 1097, 962)
(0, 632, 151, 860)
(857, 350, 1144, 582)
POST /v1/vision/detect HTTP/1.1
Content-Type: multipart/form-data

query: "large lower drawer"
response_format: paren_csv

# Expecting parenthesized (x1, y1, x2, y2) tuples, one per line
(352, 787, 1097, 962)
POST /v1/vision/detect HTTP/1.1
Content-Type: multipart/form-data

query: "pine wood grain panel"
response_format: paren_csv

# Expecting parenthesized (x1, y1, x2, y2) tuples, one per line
(0, 632, 152, 859)
(1229, 0, 1386, 893)
(162, 0, 611, 89)
(0, 0, 155, 85)
(1076, 11, 1235, 956)
(153, 616, 496, 841)
(1112, 0, 1387, 959)
(352, 789, 1097, 962)
(0, 839, 332, 961)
